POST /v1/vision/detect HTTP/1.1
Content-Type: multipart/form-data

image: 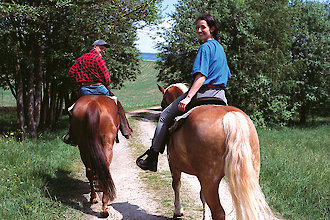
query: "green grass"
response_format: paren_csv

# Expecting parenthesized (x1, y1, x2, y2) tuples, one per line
(0, 124, 84, 219)
(112, 61, 163, 112)
(258, 125, 329, 220)
(0, 88, 16, 107)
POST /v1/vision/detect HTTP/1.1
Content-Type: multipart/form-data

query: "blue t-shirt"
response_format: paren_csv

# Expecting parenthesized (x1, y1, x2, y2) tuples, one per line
(192, 40, 231, 87)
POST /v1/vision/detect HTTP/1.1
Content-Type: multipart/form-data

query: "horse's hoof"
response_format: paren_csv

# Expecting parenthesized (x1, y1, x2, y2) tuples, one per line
(173, 213, 184, 219)
(100, 210, 109, 218)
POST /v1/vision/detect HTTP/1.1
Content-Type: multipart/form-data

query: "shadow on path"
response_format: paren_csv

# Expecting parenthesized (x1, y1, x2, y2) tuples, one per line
(111, 202, 171, 219)
(128, 107, 161, 123)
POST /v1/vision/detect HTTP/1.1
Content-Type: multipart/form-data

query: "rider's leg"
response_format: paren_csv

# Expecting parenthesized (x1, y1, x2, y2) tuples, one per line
(106, 88, 133, 138)
(136, 93, 187, 172)
(62, 115, 77, 146)
(117, 100, 133, 138)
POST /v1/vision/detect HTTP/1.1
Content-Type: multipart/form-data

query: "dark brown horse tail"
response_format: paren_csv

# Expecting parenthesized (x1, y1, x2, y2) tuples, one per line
(85, 102, 116, 201)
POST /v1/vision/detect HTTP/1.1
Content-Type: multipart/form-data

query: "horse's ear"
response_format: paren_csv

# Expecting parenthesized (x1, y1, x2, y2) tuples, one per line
(157, 84, 165, 94)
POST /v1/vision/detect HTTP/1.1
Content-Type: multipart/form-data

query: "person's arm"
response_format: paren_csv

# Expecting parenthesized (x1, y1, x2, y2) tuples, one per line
(68, 62, 78, 84)
(98, 57, 111, 86)
(178, 73, 206, 112)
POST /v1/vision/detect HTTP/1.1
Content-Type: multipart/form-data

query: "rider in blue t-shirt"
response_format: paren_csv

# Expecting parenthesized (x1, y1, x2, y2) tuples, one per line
(192, 39, 231, 87)
(136, 14, 231, 172)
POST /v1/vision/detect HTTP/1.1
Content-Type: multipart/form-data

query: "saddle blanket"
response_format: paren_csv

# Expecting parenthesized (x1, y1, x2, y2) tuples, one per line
(169, 105, 223, 133)
(67, 96, 118, 115)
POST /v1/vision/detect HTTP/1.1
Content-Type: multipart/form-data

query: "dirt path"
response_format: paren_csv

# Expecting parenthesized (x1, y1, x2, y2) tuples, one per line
(76, 107, 235, 219)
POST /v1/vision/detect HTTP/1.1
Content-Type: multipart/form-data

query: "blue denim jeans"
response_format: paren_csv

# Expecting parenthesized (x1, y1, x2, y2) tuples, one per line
(151, 87, 227, 153)
(80, 84, 109, 96)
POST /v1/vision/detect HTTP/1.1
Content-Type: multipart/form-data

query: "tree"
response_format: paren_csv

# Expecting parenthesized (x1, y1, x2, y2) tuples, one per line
(156, 0, 329, 126)
(0, 0, 162, 137)
(157, 0, 294, 126)
(289, 0, 329, 124)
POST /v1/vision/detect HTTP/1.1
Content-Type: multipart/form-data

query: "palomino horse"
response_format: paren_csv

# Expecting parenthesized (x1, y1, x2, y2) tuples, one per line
(158, 83, 277, 220)
(70, 95, 120, 217)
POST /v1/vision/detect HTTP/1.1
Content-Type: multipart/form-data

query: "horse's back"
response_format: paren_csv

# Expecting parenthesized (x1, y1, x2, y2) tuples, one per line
(168, 105, 259, 178)
(71, 95, 120, 146)
(73, 95, 117, 115)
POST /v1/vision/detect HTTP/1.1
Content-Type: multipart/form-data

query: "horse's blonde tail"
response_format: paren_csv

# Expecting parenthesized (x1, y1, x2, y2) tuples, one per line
(223, 111, 277, 220)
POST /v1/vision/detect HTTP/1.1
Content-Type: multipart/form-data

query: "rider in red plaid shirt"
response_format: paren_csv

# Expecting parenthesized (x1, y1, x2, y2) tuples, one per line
(63, 39, 133, 146)
(68, 46, 111, 86)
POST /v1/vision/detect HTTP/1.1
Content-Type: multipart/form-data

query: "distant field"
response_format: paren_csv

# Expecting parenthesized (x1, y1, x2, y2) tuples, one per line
(0, 61, 162, 111)
(0, 88, 15, 107)
(112, 61, 163, 111)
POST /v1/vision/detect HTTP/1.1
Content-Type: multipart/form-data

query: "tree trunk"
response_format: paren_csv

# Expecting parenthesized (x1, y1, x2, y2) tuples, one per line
(34, 41, 43, 129)
(41, 80, 49, 126)
(299, 103, 308, 125)
(15, 46, 25, 135)
(26, 43, 37, 138)
(49, 84, 57, 127)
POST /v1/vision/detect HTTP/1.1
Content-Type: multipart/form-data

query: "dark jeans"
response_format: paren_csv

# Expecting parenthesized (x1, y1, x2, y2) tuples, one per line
(78, 84, 131, 136)
(151, 87, 227, 153)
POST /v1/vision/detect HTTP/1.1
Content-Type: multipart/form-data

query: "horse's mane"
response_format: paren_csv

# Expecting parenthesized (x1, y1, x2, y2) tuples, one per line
(167, 83, 189, 93)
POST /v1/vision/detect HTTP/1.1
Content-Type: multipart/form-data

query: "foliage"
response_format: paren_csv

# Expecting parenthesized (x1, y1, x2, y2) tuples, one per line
(0, 0, 162, 137)
(289, 0, 330, 124)
(156, 0, 329, 126)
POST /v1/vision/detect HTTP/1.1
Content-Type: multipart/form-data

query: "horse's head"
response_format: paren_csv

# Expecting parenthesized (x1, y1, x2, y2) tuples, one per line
(157, 83, 188, 110)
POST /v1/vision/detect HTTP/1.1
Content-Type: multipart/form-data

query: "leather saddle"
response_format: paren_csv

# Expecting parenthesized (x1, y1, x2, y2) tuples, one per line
(169, 97, 226, 133)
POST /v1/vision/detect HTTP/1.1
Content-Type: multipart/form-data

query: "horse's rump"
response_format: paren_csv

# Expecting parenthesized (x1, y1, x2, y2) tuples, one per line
(168, 105, 277, 219)
(71, 95, 119, 204)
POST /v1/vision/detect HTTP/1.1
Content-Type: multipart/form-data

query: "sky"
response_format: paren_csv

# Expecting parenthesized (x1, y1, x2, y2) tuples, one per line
(135, 0, 177, 53)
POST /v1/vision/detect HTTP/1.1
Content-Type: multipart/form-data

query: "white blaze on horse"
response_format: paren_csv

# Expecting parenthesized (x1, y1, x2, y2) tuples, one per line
(158, 83, 278, 220)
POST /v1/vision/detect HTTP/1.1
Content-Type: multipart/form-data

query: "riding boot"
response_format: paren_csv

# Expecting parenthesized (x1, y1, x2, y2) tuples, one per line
(62, 127, 77, 146)
(107, 88, 133, 139)
(117, 100, 133, 139)
(136, 149, 159, 172)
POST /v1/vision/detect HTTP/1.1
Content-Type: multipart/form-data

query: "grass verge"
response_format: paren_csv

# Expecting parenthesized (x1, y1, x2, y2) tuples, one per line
(258, 125, 329, 220)
(112, 61, 163, 112)
(0, 121, 84, 219)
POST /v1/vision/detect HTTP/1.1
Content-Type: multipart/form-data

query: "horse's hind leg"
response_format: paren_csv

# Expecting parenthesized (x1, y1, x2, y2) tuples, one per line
(100, 192, 110, 218)
(201, 180, 225, 220)
(170, 166, 183, 218)
(86, 167, 98, 204)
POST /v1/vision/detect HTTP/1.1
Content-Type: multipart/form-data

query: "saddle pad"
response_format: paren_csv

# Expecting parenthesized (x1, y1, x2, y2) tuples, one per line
(169, 105, 223, 133)
(67, 96, 118, 115)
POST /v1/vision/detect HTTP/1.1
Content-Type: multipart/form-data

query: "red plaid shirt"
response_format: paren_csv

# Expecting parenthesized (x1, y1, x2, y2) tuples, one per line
(68, 49, 111, 86)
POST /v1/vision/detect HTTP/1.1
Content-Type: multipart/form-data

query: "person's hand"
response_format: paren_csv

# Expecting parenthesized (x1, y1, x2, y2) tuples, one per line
(178, 97, 192, 112)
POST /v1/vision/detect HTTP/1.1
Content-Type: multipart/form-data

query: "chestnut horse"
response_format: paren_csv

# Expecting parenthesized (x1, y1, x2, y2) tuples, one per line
(158, 83, 277, 220)
(70, 95, 120, 217)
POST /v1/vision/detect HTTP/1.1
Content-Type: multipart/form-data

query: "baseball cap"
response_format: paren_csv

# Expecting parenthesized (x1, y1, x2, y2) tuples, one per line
(92, 39, 110, 48)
